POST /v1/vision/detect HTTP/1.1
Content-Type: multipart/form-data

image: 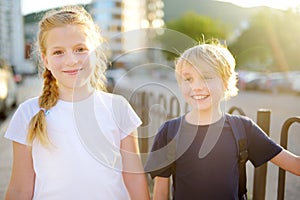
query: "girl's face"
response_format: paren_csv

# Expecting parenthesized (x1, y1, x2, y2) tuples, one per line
(42, 25, 95, 96)
(178, 60, 225, 114)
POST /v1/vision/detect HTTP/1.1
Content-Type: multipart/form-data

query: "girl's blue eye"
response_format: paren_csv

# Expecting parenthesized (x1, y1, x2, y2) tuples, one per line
(184, 77, 193, 82)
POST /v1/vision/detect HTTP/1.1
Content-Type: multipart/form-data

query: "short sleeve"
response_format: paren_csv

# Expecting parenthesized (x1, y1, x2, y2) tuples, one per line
(4, 97, 39, 145)
(111, 95, 142, 139)
(4, 104, 31, 145)
(245, 118, 283, 167)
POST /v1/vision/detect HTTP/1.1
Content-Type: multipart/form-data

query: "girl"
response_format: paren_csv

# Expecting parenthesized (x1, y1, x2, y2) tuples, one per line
(5, 6, 150, 200)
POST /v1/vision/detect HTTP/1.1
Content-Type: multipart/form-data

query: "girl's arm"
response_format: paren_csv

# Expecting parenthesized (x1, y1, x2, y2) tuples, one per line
(5, 142, 35, 200)
(271, 149, 300, 176)
(121, 130, 150, 200)
(153, 176, 170, 200)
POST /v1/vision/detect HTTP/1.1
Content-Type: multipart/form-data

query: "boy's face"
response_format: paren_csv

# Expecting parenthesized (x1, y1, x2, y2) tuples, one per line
(178, 60, 225, 113)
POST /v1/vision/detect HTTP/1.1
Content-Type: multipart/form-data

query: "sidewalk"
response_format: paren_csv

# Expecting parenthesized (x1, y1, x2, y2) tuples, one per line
(0, 120, 12, 199)
(0, 75, 42, 199)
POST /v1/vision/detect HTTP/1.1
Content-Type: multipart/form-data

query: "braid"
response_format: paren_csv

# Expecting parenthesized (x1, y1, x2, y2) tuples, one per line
(27, 69, 59, 146)
(39, 69, 59, 108)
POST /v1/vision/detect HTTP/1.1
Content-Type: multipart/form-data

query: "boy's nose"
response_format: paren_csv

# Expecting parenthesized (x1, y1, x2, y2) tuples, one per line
(192, 79, 206, 90)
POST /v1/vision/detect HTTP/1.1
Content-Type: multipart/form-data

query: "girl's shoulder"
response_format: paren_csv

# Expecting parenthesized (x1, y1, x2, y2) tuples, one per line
(10, 96, 41, 120)
(18, 96, 40, 112)
(94, 90, 129, 105)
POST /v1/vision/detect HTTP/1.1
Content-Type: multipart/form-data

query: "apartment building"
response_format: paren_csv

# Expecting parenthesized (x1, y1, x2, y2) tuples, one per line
(0, 0, 30, 73)
(88, 0, 164, 67)
(23, 0, 164, 69)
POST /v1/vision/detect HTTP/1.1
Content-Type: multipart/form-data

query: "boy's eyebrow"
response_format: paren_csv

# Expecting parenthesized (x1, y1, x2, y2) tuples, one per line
(181, 71, 192, 76)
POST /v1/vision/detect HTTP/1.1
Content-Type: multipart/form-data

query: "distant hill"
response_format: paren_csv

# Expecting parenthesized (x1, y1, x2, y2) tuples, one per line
(163, 0, 268, 29)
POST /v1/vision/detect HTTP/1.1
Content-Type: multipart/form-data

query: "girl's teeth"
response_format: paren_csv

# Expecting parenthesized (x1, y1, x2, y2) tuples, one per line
(193, 96, 206, 100)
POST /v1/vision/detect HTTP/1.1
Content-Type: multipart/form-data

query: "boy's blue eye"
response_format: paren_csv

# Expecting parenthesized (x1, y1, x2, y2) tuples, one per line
(76, 47, 88, 53)
(203, 76, 214, 79)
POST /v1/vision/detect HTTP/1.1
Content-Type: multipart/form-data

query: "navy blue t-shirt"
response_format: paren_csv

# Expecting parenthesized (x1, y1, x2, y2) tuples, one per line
(145, 115, 282, 200)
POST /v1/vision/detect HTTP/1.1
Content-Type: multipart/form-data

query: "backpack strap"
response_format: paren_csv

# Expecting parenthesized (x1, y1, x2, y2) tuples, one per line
(166, 116, 182, 191)
(226, 113, 249, 200)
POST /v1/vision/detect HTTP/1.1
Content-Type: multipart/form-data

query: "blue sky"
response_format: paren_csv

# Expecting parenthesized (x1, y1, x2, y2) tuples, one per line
(22, 0, 300, 15)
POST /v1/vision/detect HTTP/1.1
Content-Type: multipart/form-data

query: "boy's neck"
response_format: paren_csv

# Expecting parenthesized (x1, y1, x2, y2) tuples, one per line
(185, 109, 223, 125)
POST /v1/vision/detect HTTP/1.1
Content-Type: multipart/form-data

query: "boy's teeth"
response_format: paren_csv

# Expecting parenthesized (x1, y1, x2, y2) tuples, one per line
(193, 95, 206, 100)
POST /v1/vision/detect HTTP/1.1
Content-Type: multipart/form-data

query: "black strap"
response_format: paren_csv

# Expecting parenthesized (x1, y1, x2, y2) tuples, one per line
(166, 117, 181, 191)
(227, 114, 249, 200)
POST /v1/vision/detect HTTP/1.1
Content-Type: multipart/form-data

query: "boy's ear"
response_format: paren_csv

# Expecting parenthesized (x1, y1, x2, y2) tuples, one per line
(221, 79, 227, 90)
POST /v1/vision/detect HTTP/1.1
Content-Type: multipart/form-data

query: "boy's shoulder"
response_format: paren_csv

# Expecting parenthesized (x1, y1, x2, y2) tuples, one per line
(225, 113, 253, 124)
(166, 115, 184, 124)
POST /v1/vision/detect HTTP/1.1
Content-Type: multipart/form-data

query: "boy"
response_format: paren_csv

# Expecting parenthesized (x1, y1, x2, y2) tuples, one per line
(145, 40, 300, 200)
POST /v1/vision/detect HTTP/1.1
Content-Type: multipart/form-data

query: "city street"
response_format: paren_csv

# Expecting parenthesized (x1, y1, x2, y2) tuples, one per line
(0, 75, 42, 199)
(0, 74, 300, 199)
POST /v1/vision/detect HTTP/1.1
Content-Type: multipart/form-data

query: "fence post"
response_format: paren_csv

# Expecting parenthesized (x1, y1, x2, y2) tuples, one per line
(277, 116, 300, 200)
(252, 109, 271, 200)
(140, 91, 149, 154)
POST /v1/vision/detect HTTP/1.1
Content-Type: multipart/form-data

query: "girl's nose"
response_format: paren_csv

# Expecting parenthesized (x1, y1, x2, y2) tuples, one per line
(65, 52, 78, 66)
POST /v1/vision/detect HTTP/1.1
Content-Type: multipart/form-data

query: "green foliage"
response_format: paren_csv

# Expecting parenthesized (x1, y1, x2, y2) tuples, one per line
(229, 8, 300, 72)
(160, 12, 230, 60)
(166, 11, 230, 41)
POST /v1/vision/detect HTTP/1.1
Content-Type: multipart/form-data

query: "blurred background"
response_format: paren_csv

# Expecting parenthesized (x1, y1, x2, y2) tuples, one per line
(1, 0, 300, 199)
(1, 0, 300, 95)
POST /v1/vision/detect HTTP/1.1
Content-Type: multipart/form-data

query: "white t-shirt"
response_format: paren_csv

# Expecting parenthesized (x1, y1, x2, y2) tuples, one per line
(5, 91, 142, 200)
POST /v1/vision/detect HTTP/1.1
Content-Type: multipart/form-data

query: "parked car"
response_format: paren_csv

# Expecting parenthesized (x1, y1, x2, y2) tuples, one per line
(0, 59, 18, 118)
(289, 71, 300, 94)
(237, 70, 264, 90)
(258, 72, 293, 93)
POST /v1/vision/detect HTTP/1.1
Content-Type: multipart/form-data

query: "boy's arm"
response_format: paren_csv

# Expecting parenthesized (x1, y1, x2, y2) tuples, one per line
(270, 149, 300, 176)
(153, 176, 170, 200)
(5, 142, 35, 200)
(121, 130, 150, 200)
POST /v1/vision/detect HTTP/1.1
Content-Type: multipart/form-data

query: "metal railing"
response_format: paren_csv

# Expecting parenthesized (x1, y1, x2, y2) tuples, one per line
(114, 88, 299, 200)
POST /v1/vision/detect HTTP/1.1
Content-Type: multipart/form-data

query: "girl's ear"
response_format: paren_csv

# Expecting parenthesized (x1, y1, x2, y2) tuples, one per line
(42, 54, 49, 69)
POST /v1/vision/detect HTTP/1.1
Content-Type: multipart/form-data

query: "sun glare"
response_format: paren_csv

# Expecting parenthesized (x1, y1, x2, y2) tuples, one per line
(218, 0, 300, 10)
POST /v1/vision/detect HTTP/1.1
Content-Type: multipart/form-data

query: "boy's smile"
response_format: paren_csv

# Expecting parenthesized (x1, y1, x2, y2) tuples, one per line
(179, 61, 225, 114)
(192, 95, 208, 100)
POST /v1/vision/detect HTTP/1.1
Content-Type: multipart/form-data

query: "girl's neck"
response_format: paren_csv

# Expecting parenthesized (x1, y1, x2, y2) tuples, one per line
(58, 86, 95, 102)
(185, 109, 223, 125)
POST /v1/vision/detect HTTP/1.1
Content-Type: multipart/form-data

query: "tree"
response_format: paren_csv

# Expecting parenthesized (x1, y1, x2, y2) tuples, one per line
(166, 11, 230, 41)
(158, 12, 231, 60)
(229, 8, 300, 72)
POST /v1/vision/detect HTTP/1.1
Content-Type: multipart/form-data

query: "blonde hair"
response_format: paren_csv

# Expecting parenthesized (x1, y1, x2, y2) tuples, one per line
(27, 6, 107, 146)
(175, 39, 238, 100)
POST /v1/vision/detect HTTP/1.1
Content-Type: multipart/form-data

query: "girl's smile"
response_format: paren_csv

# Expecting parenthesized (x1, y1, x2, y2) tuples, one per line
(42, 24, 95, 101)
(62, 68, 83, 76)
